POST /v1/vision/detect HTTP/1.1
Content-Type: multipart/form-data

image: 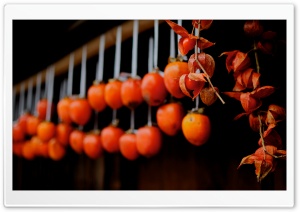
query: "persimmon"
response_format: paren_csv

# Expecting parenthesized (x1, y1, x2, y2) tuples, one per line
(57, 97, 73, 124)
(87, 82, 107, 112)
(26, 115, 41, 136)
(136, 126, 162, 158)
(69, 129, 85, 154)
(48, 138, 66, 161)
(13, 142, 24, 157)
(119, 133, 139, 161)
(22, 141, 35, 160)
(56, 123, 73, 146)
(83, 131, 103, 159)
(31, 136, 48, 158)
(36, 99, 54, 120)
(163, 61, 190, 98)
(101, 125, 124, 153)
(18, 112, 31, 133)
(181, 110, 211, 146)
(121, 78, 143, 109)
(156, 102, 185, 136)
(37, 121, 56, 142)
(69, 98, 92, 126)
(13, 122, 25, 143)
(141, 71, 168, 106)
(104, 79, 123, 109)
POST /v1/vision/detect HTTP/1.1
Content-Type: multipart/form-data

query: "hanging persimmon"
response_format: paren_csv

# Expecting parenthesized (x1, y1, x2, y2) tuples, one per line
(69, 98, 92, 126)
(156, 102, 185, 136)
(119, 132, 139, 161)
(101, 125, 124, 153)
(87, 81, 107, 112)
(57, 97, 73, 124)
(104, 79, 123, 109)
(121, 77, 143, 109)
(141, 71, 168, 106)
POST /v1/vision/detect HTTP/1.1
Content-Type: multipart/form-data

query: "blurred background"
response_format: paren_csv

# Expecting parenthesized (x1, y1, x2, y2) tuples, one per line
(12, 20, 286, 190)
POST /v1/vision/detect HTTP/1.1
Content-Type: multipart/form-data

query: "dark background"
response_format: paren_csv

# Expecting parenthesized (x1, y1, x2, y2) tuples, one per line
(13, 20, 287, 190)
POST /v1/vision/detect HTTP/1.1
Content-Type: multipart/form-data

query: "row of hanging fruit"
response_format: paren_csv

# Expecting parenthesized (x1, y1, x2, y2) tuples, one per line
(13, 20, 209, 162)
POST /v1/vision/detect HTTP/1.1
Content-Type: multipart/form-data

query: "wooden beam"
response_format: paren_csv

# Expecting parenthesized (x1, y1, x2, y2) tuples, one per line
(13, 20, 164, 94)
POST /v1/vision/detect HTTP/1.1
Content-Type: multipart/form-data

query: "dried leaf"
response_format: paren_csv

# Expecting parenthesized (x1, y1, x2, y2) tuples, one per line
(188, 73, 207, 82)
(266, 104, 286, 125)
(240, 92, 262, 113)
(179, 74, 192, 98)
(257, 41, 273, 55)
(192, 20, 213, 30)
(197, 37, 215, 50)
(244, 20, 263, 37)
(234, 113, 247, 120)
(262, 31, 277, 40)
(251, 86, 275, 99)
(200, 87, 219, 106)
(219, 50, 239, 73)
(165, 20, 189, 38)
(188, 53, 215, 77)
(232, 51, 251, 77)
(256, 159, 273, 182)
(252, 72, 261, 89)
(232, 79, 246, 91)
(223, 91, 242, 101)
(258, 128, 282, 148)
(249, 113, 260, 132)
(220, 50, 251, 76)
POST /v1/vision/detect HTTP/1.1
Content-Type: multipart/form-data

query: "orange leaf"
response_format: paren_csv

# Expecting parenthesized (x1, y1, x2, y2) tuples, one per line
(188, 73, 207, 82)
(197, 37, 215, 50)
(240, 92, 262, 113)
(266, 104, 286, 124)
(219, 50, 239, 73)
(188, 53, 215, 77)
(165, 20, 189, 38)
(258, 128, 282, 148)
(233, 113, 247, 120)
(251, 86, 275, 99)
(232, 51, 251, 77)
(223, 91, 241, 101)
(179, 74, 192, 98)
(192, 20, 213, 30)
(252, 72, 261, 89)
(249, 113, 260, 132)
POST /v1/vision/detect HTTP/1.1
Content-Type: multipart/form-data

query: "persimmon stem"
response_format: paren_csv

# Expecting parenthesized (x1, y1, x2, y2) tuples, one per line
(254, 41, 260, 74)
(258, 115, 285, 159)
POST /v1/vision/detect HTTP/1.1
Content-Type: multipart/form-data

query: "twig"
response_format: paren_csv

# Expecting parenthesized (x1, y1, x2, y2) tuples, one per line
(253, 41, 260, 74)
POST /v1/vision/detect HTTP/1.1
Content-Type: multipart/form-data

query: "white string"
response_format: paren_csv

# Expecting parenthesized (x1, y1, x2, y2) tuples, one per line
(130, 109, 135, 131)
(154, 20, 159, 69)
(147, 37, 154, 126)
(195, 28, 200, 109)
(177, 20, 182, 55)
(170, 29, 175, 58)
(18, 82, 25, 116)
(67, 53, 74, 96)
(26, 79, 33, 113)
(131, 20, 139, 77)
(148, 37, 154, 73)
(34, 73, 42, 113)
(114, 26, 122, 79)
(46, 66, 55, 122)
(96, 35, 105, 81)
(80, 46, 87, 98)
